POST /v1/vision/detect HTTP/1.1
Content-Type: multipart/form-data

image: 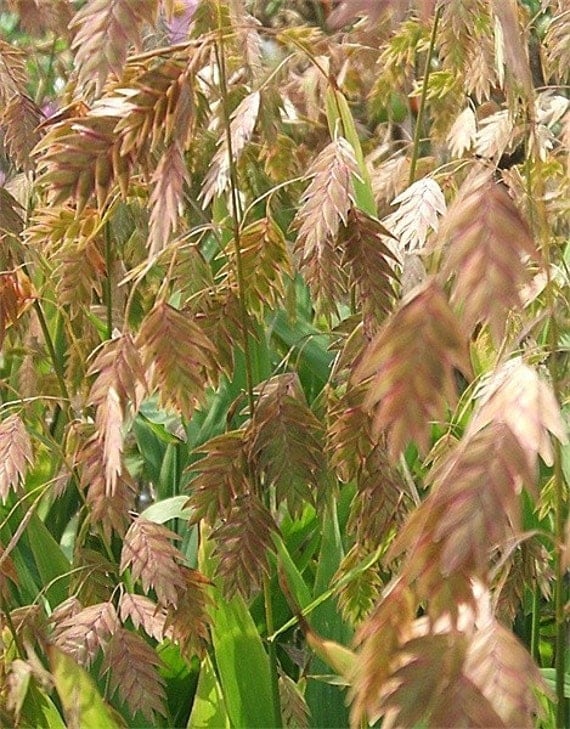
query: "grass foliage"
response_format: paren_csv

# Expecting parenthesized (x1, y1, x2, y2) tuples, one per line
(0, 0, 569, 726)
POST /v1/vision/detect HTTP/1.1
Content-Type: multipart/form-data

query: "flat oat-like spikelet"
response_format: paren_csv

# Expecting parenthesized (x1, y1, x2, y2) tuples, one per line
(469, 358, 568, 475)
(391, 423, 534, 603)
(333, 543, 383, 627)
(439, 172, 539, 344)
(54, 234, 106, 318)
(148, 142, 189, 255)
(278, 671, 310, 729)
(293, 137, 359, 316)
(352, 279, 472, 459)
(247, 373, 327, 516)
(70, 0, 158, 96)
(1, 94, 42, 172)
(101, 627, 167, 722)
(0, 188, 24, 242)
(351, 577, 416, 726)
(383, 176, 447, 253)
(119, 593, 168, 643)
(51, 601, 119, 668)
(200, 90, 261, 208)
(35, 114, 133, 212)
(120, 518, 186, 607)
(114, 48, 203, 161)
(0, 414, 32, 503)
(544, 6, 570, 83)
(338, 209, 399, 334)
(88, 333, 147, 496)
(187, 430, 250, 525)
(78, 433, 138, 540)
(0, 40, 27, 99)
(211, 493, 278, 598)
(163, 566, 211, 658)
(0, 270, 34, 349)
(137, 301, 217, 419)
(463, 617, 545, 728)
(446, 106, 477, 158)
(217, 215, 293, 321)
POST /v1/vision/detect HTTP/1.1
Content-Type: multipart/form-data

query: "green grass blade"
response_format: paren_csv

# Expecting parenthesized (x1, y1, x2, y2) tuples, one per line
(23, 511, 70, 606)
(325, 87, 376, 216)
(305, 498, 352, 728)
(49, 647, 121, 729)
(19, 682, 67, 729)
(140, 495, 193, 523)
(199, 529, 278, 728)
(187, 654, 231, 728)
(209, 593, 277, 728)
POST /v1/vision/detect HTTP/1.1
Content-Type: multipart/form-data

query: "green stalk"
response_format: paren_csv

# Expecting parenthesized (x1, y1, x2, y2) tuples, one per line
(215, 26, 255, 418)
(527, 123, 567, 727)
(33, 298, 69, 404)
(104, 222, 113, 339)
(408, 5, 442, 186)
(215, 8, 281, 726)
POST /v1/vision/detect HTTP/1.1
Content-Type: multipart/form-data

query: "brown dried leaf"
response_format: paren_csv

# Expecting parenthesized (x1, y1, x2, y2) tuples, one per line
(51, 601, 119, 668)
(0, 414, 33, 503)
(439, 173, 539, 343)
(352, 279, 472, 459)
(138, 302, 216, 419)
(71, 0, 158, 96)
(120, 517, 186, 607)
(101, 627, 167, 722)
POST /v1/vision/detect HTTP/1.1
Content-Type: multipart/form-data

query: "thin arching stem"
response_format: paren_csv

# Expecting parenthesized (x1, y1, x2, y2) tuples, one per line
(408, 5, 443, 186)
(215, 10, 281, 727)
